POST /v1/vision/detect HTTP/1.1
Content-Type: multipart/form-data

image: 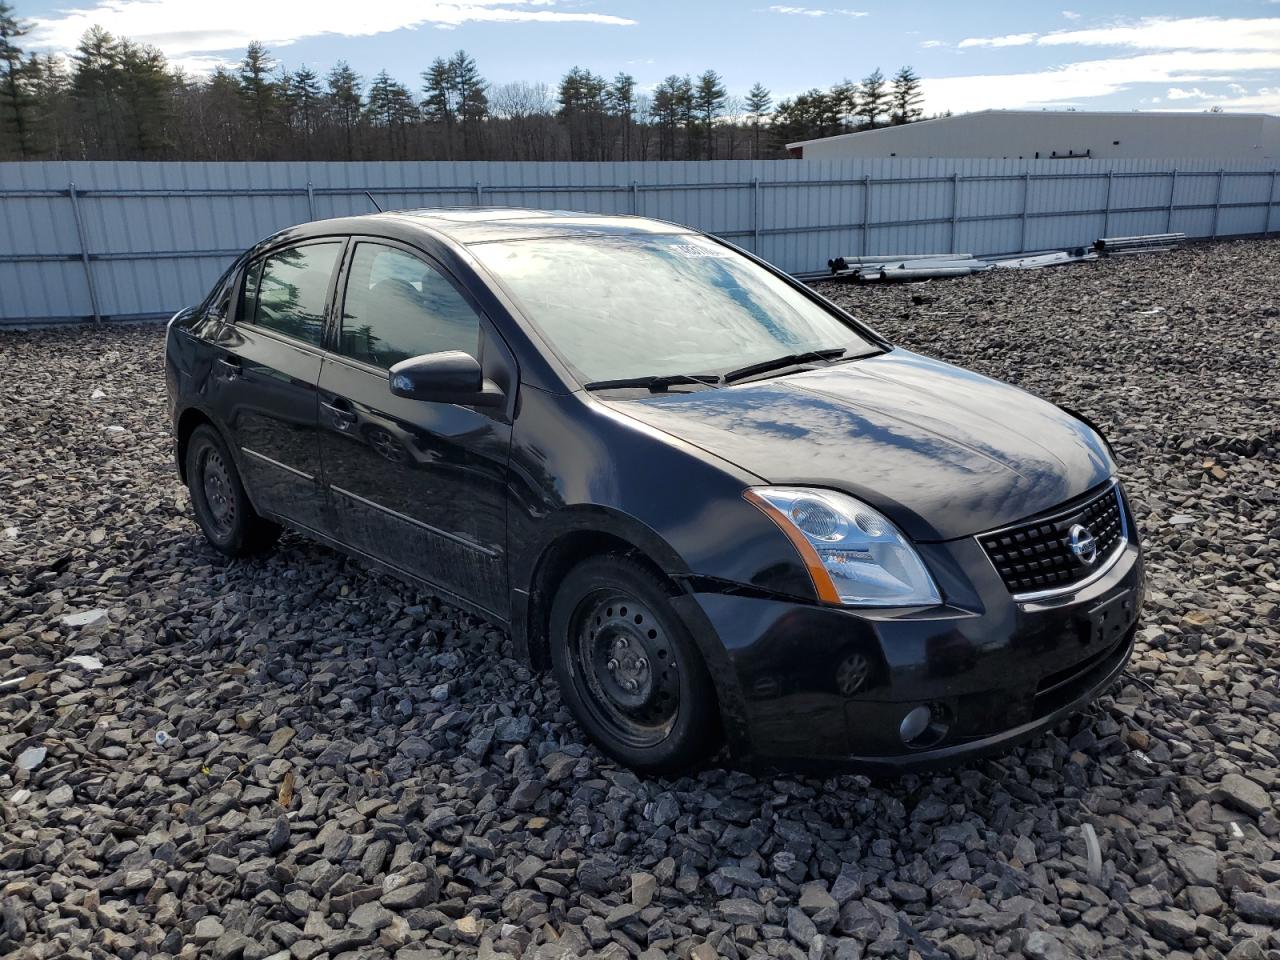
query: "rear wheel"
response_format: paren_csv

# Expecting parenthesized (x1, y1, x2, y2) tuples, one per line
(550, 555, 720, 773)
(185, 424, 280, 557)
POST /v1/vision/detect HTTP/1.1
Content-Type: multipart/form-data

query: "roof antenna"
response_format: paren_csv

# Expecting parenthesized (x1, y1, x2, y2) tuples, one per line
(365, 191, 384, 213)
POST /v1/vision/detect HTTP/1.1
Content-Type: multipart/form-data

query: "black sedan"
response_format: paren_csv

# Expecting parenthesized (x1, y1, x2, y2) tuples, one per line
(165, 208, 1143, 774)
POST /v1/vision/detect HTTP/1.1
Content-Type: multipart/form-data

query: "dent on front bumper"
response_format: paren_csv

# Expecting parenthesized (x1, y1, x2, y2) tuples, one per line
(677, 529, 1144, 774)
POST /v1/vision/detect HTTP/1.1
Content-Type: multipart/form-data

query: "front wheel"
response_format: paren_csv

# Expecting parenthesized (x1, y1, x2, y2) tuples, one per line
(185, 424, 280, 557)
(550, 555, 721, 774)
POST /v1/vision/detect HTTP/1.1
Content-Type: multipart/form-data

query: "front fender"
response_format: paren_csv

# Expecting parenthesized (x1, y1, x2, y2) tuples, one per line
(508, 502, 754, 759)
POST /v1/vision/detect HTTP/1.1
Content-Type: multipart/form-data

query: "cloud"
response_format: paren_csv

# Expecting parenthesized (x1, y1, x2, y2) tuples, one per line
(765, 5, 868, 17)
(169, 55, 240, 76)
(919, 39, 946, 49)
(1198, 86, 1280, 112)
(957, 32, 1037, 49)
(1061, 10, 1081, 20)
(923, 49, 1280, 114)
(28, 0, 636, 57)
(1165, 87, 1209, 100)
(957, 16, 1280, 52)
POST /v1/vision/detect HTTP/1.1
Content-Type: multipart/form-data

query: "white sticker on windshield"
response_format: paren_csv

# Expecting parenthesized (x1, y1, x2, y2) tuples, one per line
(670, 243, 734, 259)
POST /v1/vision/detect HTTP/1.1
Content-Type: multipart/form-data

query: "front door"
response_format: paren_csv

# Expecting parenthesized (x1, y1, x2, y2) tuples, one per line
(209, 239, 345, 532)
(316, 240, 512, 615)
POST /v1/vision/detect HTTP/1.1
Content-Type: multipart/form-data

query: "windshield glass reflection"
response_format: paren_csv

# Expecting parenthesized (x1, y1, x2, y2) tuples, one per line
(471, 233, 875, 382)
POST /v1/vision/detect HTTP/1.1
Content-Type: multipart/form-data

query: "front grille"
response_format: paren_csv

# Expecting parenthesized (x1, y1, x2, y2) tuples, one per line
(980, 483, 1126, 594)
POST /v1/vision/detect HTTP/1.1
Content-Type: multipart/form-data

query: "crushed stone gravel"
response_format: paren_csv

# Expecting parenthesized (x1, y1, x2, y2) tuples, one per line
(1, 237, 1278, 960)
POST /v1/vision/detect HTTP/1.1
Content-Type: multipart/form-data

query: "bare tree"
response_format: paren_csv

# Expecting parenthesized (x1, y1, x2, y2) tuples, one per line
(491, 80, 555, 160)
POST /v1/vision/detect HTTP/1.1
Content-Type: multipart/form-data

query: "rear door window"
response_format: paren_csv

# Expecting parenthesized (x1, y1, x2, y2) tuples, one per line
(241, 241, 343, 347)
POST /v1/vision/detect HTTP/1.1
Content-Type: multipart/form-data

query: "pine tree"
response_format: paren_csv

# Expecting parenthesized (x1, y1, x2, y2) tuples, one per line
(421, 56, 455, 158)
(326, 61, 362, 160)
(450, 51, 487, 159)
(117, 40, 173, 158)
(831, 79, 857, 130)
(238, 41, 278, 152)
(889, 65, 923, 125)
(856, 67, 887, 129)
(71, 26, 125, 156)
(202, 67, 244, 159)
(651, 74, 694, 160)
(24, 53, 70, 157)
(608, 72, 635, 160)
(367, 70, 397, 127)
(745, 82, 771, 159)
(770, 89, 842, 148)
(557, 66, 607, 160)
(283, 65, 322, 150)
(366, 69, 416, 157)
(422, 51, 487, 160)
(693, 70, 726, 160)
(0, 1, 36, 158)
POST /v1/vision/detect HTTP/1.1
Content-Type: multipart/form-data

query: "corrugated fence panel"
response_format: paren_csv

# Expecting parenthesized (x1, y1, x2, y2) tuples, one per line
(1, 157, 1277, 325)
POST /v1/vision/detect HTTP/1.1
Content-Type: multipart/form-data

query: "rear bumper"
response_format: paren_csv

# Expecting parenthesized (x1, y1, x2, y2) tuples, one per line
(678, 530, 1144, 774)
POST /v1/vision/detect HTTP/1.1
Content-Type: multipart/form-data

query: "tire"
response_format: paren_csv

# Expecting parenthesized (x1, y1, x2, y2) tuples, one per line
(185, 424, 281, 557)
(550, 554, 721, 774)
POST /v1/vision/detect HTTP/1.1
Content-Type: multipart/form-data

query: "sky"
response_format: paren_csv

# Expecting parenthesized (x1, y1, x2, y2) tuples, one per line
(14, 0, 1280, 116)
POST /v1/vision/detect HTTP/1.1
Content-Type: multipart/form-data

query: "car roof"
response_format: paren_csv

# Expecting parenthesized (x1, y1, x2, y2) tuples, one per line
(358, 207, 694, 245)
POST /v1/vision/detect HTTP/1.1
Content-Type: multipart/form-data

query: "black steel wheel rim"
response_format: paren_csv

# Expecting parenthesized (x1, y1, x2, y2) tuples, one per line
(200, 447, 236, 538)
(570, 588, 681, 748)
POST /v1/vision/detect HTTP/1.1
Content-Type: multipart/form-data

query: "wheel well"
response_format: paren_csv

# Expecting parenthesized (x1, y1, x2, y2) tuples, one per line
(175, 408, 215, 483)
(525, 531, 675, 671)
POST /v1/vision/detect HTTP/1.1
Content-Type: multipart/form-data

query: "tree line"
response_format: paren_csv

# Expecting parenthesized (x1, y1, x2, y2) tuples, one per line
(0, 2, 927, 163)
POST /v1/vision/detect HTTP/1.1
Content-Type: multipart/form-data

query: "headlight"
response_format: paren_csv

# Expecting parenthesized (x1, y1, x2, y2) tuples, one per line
(744, 487, 941, 607)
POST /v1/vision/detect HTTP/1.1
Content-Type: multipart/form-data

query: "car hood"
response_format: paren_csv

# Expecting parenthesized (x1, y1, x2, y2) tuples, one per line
(602, 349, 1113, 541)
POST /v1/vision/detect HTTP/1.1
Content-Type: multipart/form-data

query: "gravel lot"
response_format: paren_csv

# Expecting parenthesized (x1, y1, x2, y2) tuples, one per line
(2, 237, 1279, 960)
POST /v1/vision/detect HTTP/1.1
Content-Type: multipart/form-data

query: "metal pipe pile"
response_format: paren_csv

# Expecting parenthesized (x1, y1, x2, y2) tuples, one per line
(986, 247, 1097, 270)
(1092, 233, 1185, 256)
(826, 253, 991, 282)
(824, 232, 1185, 284)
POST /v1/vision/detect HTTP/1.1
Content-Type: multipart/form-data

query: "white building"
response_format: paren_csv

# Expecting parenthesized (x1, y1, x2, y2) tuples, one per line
(787, 110, 1280, 163)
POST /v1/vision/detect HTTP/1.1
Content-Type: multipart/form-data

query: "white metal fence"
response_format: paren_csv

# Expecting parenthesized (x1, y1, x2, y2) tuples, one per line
(1, 158, 1277, 326)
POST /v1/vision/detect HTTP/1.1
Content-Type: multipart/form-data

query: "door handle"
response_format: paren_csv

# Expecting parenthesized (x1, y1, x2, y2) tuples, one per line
(322, 398, 357, 426)
(217, 356, 241, 379)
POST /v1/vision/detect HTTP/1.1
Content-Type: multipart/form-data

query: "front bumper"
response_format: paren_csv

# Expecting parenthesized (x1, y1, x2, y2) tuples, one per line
(676, 524, 1144, 773)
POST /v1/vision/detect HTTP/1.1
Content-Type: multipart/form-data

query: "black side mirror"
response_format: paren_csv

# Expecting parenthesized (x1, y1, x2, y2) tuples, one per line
(389, 351, 504, 408)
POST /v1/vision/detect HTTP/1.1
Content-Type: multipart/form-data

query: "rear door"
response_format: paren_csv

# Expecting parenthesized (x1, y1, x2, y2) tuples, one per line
(316, 239, 513, 615)
(208, 238, 345, 532)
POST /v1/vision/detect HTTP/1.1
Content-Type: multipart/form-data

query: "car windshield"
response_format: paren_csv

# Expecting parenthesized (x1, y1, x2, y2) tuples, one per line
(470, 233, 879, 384)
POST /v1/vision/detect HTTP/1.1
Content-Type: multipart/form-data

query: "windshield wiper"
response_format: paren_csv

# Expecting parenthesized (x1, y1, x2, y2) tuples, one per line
(583, 373, 722, 393)
(720, 347, 849, 385)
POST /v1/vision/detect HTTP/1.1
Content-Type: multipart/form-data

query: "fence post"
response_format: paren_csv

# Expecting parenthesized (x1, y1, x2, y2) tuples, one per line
(861, 174, 870, 255)
(1019, 171, 1030, 253)
(1268, 170, 1279, 236)
(949, 173, 959, 252)
(1166, 169, 1178, 234)
(1102, 170, 1113, 239)
(1211, 168, 1224, 237)
(474, 180, 484, 206)
(305, 179, 316, 220)
(67, 182, 102, 324)
(630, 180, 638, 215)
(751, 177, 761, 252)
